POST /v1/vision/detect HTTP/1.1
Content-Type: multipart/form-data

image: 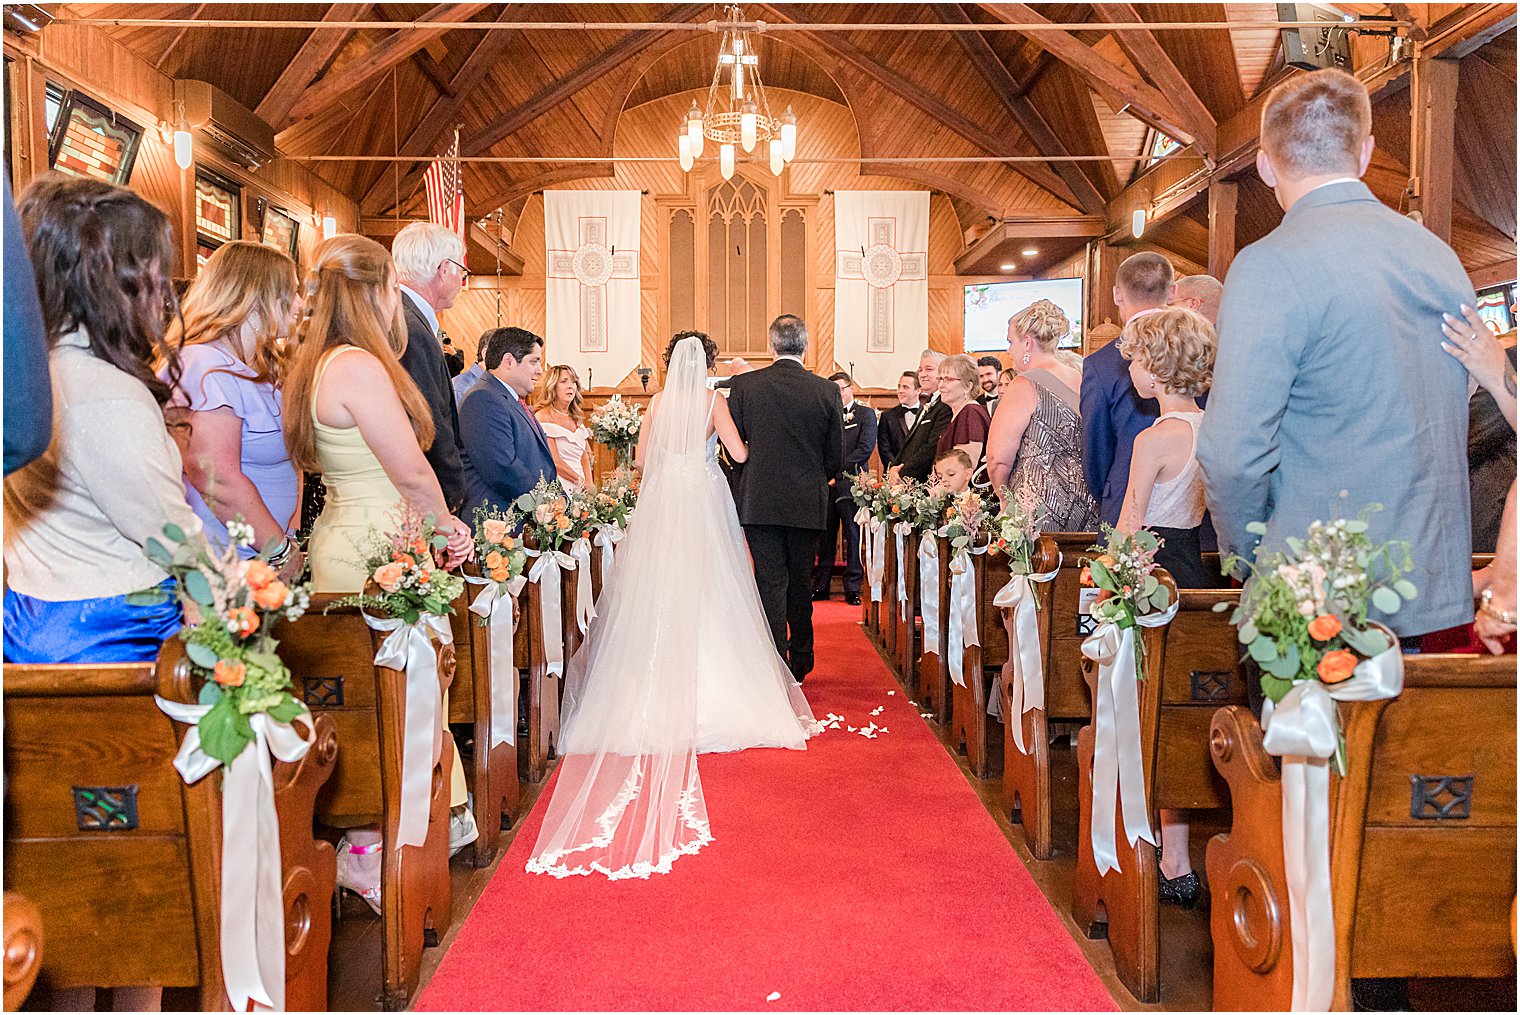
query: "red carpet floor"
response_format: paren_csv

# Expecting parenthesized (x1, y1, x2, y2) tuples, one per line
(417, 602, 1117, 1011)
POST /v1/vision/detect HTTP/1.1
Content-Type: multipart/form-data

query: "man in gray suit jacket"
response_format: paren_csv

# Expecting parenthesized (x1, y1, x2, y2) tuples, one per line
(1198, 69, 1476, 639)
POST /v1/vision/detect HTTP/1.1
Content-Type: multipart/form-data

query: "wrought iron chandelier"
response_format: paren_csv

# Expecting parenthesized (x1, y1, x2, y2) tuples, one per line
(679, 4, 797, 179)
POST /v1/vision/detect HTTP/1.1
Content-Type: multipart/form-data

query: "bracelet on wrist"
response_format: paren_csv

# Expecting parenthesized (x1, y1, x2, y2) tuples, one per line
(267, 537, 293, 568)
(1479, 588, 1517, 626)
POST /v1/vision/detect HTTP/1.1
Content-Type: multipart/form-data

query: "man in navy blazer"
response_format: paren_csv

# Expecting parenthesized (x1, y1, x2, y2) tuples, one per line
(459, 327, 556, 515)
(1079, 252, 1177, 527)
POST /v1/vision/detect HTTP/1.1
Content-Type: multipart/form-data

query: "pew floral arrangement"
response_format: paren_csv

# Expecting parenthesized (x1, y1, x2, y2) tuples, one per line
(1080, 526, 1174, 679)
(588, 395, 643, 465)
(907, 483, 952, 532)
(1220, 505, 1415, 712)
(473, 509, 528, 591)
(939, 488, 990, 556)
(128, 520, 312, 766)
(988, 487, 1042, 577)
(513, 477, 596, 553)
(329, 503, 465, 624)
(882, 478, 920, 524)
(588, 467, 641, 530)
(848, 471, 892, 522)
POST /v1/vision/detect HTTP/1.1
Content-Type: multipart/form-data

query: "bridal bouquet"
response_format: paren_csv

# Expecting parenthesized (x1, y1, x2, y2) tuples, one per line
(473, 508, 528, 591)
(514, 477, 595, 553)
(1220, 506, 1415, 714)
(1080, 526, 1173, 679)
(989, 486, 1042, 577)
(330, 503, 464, 624)
(128, 520, 311, 766)
(588, 395, 642, 464)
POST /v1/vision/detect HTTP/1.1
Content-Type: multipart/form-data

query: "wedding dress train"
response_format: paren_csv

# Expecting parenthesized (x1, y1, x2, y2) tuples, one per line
(526, 336, 817, 880)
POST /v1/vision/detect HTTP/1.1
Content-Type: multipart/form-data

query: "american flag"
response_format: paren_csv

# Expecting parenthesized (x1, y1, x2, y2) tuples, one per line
(423, 132, 464, 239)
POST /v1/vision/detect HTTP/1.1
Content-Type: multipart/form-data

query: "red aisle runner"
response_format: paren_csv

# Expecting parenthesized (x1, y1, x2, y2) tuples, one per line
(417, 602, 1116, 1012)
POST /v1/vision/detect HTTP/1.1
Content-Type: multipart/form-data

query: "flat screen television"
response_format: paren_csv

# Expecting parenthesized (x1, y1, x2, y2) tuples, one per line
(963, 277, 1084, 353)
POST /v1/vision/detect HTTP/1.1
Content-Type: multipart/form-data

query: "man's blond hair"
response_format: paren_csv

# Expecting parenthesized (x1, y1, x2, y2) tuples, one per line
(1261, 68, 1371, 178)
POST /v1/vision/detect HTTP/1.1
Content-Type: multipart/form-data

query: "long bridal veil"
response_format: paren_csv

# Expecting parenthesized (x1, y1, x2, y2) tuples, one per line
(526, 336, 814, 880)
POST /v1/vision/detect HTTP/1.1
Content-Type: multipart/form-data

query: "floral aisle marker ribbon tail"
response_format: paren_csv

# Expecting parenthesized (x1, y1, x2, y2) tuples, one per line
(129, 519, 315, 1012)
(941, 488, 989, 688)
(1222, 505, 1416, 1011)
(988, 487, 1053, 741)
(1079, 527, 1177, 875)
(469, 506, 530, 749)
(893, 520, 914, 621)
(514, 477, 596, 677)
(568, 535, 597, 633)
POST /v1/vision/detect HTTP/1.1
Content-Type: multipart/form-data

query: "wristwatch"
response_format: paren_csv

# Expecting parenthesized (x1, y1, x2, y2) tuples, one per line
(1478, 588, 1517, 625)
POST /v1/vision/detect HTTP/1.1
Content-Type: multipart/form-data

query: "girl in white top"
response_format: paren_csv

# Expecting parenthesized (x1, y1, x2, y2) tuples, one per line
(1113, 305, 1218, 909)
(532, 364, 594, 491)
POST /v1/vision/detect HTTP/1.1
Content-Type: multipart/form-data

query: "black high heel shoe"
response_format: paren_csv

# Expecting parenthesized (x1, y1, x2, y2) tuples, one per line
(1158, 868, 1202, 908)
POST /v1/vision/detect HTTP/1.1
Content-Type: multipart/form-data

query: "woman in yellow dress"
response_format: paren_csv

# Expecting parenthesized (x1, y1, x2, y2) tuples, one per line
(282, 234, 475, 910)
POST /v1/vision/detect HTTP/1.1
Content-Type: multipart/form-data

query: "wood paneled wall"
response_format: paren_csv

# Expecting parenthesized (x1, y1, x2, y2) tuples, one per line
(4, 21, 359, 279)
(437, 88, 1047, 392)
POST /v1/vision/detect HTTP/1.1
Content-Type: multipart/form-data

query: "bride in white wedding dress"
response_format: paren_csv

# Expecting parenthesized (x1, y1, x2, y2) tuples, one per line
(525, 334, 818, 880)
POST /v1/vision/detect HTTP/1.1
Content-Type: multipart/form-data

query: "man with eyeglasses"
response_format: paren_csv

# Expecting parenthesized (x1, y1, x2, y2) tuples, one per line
(393, 222, 470, 515)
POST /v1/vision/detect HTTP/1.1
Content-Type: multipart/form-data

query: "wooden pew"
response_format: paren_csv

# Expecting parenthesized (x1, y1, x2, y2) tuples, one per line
(918, 535, 953, 724)
(3, 643, 337, 1010)
(447, 572, 522, 868)
(881, 529, 899, 663)
(950, 549, 1007, 779)
(521, 549, 559, 783)
(1071, 580, 1242, 1003)
(3, 893, 43, 1012)
(1207, 651, 1517, 1011)
(892, 529, 920, 687)
(274, 599, 454, 1010)
(1000, 531, 1099, 858)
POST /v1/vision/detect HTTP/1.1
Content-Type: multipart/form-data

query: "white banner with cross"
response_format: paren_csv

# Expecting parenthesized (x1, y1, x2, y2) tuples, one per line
(545, 190, 641, 387)
(833, 190, 929, 390)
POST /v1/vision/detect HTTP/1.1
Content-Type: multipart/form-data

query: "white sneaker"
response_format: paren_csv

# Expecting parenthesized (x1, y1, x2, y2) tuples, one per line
(448, 804, 478, 857)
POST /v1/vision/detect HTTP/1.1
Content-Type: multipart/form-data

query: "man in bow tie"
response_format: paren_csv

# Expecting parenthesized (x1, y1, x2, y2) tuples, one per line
(813, 371, 877, 604)
(876, 370, 920, 467)
(887, 350, 952, 482)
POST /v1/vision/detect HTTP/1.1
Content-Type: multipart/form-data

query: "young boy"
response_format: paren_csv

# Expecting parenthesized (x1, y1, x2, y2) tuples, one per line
(931, 448, 974, 494)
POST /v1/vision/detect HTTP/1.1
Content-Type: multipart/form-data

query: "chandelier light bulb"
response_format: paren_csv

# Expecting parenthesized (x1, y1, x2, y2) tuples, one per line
(740, 100, 758, 153)
(173, 122, 193, 169)
(686, 101, 704, 158)
(780, 106, 797, 162)
(678, 131, 694, 172)
(720, 143, 735, 181)
(1131, 208, 1147, 239)
(769, 138, 783, 176)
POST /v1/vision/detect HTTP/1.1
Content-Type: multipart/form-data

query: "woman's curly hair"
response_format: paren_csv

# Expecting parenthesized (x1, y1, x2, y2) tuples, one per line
(664, 330, 718, 370)
(1116, 307, 1216, 399)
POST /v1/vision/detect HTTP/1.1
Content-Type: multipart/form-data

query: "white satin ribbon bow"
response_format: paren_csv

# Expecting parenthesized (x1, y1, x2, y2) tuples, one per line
(945, 544, 988, 687)
(525, 547, 576, 678)
(867, 518, 888, 603)
(1260, 634, 1402, 1012)
(893, 522, 913, 621)
(855, 506, 875, 598)
(155, 698, 314, 1012)
(465, 572, 528, 749)
(1080, 599, 1178, 875)
(366, 611, 452, 849)
(567, 536, 597, 634)
(594, 523, 624, 583)
(918, 531, 941, 655)
(992, 554, 1061, 751)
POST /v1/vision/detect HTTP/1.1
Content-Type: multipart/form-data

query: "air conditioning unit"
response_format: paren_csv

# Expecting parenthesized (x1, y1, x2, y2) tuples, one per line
(174, 80, 276, 170)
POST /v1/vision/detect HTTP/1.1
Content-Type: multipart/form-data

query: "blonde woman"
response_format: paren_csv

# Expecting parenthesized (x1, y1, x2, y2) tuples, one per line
(166, 241, 303, 577)
(985, 299, 1098, 529)
(531, 364, 594, 491)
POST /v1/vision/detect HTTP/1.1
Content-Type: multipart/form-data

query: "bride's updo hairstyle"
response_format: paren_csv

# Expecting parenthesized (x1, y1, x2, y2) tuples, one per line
(664, 330, 718, 372)
(1008, 299, 1070, 352)
(282, 234, 434, 473)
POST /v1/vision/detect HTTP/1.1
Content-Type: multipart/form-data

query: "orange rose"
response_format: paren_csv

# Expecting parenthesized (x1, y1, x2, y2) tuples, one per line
(485, 551, 504, 570)
(501, 535, 516, 550)
(252, 581, 289, 610)
(244, 560, 276, 590)
(1079, 568, 1094, 587)
(1096, 554, 1116, 569)
(226, 606, 259, 637)
(1307, 614, 1342, 641)
(1317, 649, 1358, 684)
(490, 566, 510, 583)
(482, 518, 509, 545)
(372, 562, 405, 593)
(393, 551, 415, 566)
(213, 658, 246, 687)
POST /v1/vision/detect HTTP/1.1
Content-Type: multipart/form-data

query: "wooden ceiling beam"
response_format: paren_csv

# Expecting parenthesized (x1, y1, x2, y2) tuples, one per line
(256, 2, 370, 127)
(977, 2, 1197, 145)
(360, 7, 523, 214)
(1089, 3, 1217, 156)
(152, 2, 204, 69)
(752, 3, 1077, 206)
(935, 3, 1107, 213)
(283, 2, 490, 125)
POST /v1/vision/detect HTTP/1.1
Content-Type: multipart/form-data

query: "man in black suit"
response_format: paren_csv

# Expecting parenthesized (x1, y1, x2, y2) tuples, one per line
(876, 370, 920, 467)
(887, 349, 952, 482)
(813, 371, 877, 605)
(393, 222, 469, 511)
(728, 315, 845, 682)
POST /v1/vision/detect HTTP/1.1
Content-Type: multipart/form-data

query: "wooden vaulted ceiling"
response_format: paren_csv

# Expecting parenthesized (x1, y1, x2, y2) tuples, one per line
(68, 2, 1518, 272)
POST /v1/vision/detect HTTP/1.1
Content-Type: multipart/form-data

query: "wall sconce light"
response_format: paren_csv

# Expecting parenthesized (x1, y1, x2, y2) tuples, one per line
(322, 213, 337, 239)
(166, 99, 192, 170)
(1131, 207, 1148, 239)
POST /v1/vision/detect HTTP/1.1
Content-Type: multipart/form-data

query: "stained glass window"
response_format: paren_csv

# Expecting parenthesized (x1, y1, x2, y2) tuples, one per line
(1474, 283, 1516, 335)
(261, 206, 299, 261)
(195, 172, 240, 245)
(1147, 130, 1182, 165)
(46, 87, 142, 185)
